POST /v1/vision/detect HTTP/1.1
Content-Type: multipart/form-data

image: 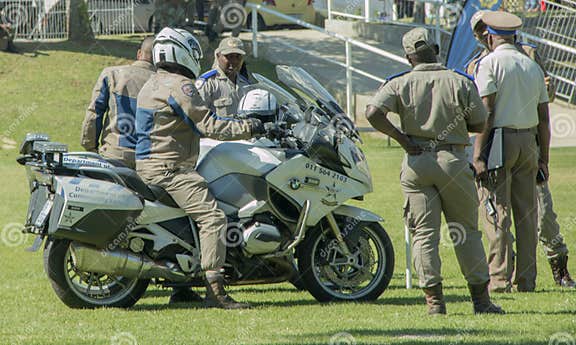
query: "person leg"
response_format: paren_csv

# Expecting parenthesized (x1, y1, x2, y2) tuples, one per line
(401, 154, 445, 314)
(138, 166, 250, 308)
(206, 0, 219, 41)
(437, 150, 503, 314)
(536, 182, 575, 286)
(478, 169, 514, 292)
(510, 133, 539, 292)
(436, 150, 489, 286)
(196, 0, 205, 30)
(478, 132, 521, 292)
(537, 182, 568, 259)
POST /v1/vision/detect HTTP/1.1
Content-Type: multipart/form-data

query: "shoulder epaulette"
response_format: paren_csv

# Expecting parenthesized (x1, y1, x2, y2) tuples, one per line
(464, 50, 482, 69)
(452, 69, 474, 81)
(518, 41, 537, 49)
(473, 54, 489, 76)
(385, 70, 410, 81)
(199, 69, 217, 80)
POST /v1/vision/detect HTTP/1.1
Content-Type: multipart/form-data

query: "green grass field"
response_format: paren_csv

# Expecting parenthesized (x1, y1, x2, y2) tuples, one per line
(1, 36, 575, 345)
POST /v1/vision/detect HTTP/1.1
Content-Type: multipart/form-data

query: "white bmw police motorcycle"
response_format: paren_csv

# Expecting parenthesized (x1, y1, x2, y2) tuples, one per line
(18, 65, 394, 308)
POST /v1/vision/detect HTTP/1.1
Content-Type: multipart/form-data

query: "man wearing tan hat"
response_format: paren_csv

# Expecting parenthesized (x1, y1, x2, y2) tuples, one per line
(466, 10, 555, 102)
(467, 11, 574, 290)
(366, 27, 504, 315)
(196, 37, 252, 119)
(472, 11, 551, 293)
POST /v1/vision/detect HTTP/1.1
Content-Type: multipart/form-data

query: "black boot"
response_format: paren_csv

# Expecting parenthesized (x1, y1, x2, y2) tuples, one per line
(204, 271, 251, 310)
(468, 281, 505, 314)
(549, 255, 576, 288)
(169, 287, 203, 304)
(423, 283, 447, 315)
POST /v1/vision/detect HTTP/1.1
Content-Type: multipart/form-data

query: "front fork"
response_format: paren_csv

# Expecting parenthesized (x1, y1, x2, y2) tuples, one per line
(325, 212, 352, 257)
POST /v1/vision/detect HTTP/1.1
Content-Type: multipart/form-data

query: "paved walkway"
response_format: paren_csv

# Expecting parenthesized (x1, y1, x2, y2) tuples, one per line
(240, 29, 576, 148)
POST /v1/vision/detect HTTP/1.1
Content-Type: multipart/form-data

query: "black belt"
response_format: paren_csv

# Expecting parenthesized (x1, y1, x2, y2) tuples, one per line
(421, 144, 465, 152)
(501, 127, 534, 134)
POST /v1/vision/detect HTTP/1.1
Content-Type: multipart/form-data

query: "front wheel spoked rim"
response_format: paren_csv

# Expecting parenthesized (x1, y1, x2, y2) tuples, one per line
(311, 225, 386, 299)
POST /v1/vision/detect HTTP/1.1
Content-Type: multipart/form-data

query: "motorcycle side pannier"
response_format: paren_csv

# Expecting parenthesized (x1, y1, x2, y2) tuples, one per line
(48, 176, 143, 248)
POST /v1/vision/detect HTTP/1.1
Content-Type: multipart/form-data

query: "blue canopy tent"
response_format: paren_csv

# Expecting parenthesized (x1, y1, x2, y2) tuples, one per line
(445, 0, 504, 73)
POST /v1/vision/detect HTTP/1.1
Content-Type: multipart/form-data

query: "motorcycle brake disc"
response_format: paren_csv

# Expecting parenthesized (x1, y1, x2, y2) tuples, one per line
(320, 236, 375, 289)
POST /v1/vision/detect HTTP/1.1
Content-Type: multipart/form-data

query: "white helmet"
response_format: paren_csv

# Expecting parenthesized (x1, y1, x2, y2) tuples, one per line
(238, 89, 278, 121)
(153, 27, 203, 78)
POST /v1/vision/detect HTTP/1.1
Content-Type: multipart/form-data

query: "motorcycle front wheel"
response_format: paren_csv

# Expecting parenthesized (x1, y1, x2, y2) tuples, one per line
(298, 220, 394, 302)
(43, 239, 149, 309)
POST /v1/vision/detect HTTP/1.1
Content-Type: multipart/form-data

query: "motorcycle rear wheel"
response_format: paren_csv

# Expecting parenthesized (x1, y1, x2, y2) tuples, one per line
(298, 220, 394, 302)
(43, 239, 149, 309)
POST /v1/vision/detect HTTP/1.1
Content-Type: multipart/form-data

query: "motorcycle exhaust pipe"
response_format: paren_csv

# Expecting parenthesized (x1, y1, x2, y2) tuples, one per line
(70, 242, 189, 282)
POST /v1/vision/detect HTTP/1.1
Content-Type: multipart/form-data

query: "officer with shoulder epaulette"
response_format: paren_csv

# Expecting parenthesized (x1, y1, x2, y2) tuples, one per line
(366, 27, 504, 316)
(466, 10, 556, 102)
(465, 11, 490, 76)
(472, 11, 551, 293)
(196, 37, 252, 119)
(468, 11, 573, 290)
(81, 37, 155, 169)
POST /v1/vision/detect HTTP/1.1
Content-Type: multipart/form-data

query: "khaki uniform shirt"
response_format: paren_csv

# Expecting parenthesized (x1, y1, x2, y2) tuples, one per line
(195, 66, 252, 118)
(466, 43, 555, 102)
(135, 69, 252, 170)
(368, 63, 487, 146)
(474, 44, 549, 129)
(81, 61, 155, 164)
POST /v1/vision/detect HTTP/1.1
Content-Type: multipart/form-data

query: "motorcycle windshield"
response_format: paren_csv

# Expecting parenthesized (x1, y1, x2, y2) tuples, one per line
(250, 73, 305, 122)
(276, 65, 345, 116)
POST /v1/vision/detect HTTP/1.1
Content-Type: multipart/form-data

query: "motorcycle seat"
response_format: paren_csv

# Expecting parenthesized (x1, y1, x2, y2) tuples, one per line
(148, 185, 180, 208)
(110, 167, 179, 208)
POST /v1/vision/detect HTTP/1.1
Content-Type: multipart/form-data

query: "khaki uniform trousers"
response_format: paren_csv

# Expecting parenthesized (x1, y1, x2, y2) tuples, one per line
(537, 182, 568, 259)
(478, 131, 539, 291)
(402, 147, 490, 288)
(138, 163, 227, 271)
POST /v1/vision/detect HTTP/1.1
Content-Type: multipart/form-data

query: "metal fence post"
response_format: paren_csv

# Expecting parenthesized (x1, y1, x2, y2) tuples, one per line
(435, 1, 441, 47)
(252, 6, 258, 58)
(365, 0, 371, 23)
(345, 40, 354, 120)
(328, 0, 332, 20)
(405, 225, 412, 289)
(131, 0, 135, 35)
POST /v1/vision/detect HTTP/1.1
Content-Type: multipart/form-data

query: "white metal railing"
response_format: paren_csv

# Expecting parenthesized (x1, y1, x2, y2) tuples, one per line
(327, 0, 372, 23)
(9, 0, 138, 40)
(324, 0, 576, 104)
(327, 0, 450, 46)
(247, 3, 410, 122)
(87, 0, 136, 36)
(520, 0, 576, 103)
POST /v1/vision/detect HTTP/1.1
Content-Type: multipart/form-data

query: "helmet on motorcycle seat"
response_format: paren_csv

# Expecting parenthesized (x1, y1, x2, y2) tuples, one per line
(153, 27, 203, 79)
(237, 89, 278, 122)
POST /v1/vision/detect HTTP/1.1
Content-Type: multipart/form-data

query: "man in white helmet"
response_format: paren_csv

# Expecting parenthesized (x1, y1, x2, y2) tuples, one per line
(135, 27, 265, 309)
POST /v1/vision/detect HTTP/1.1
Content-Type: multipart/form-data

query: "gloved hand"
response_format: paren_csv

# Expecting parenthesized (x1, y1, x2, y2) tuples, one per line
(264, 122, 287, 139)
(248, 118, 265, 136)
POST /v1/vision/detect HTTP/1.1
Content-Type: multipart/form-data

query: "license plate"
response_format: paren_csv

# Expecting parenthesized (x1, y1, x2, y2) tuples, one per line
(34, 199, 53, 228)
